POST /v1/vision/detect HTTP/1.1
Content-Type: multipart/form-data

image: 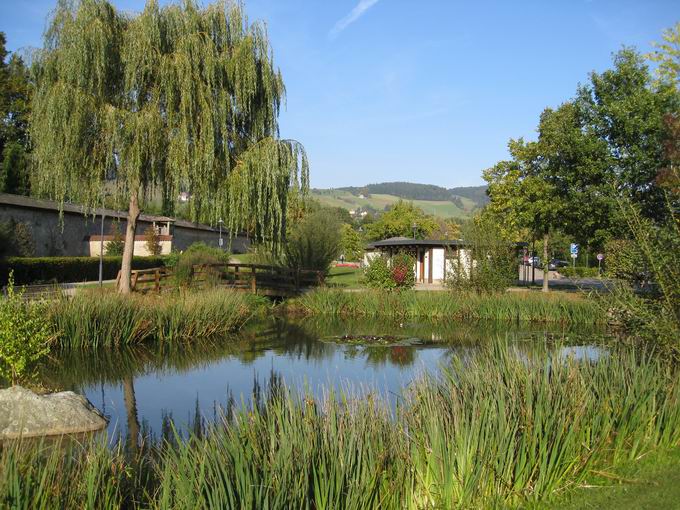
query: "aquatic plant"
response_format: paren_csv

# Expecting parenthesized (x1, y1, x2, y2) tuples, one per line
(49, 289, 265, 349)
(291, 288, 603, 324)
(2, 342, 679, 508)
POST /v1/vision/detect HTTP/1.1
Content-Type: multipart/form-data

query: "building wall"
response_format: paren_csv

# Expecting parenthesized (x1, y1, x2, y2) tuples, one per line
(1, 194, 249, 257)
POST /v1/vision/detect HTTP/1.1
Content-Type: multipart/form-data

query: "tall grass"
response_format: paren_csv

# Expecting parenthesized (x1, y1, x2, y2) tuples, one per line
(49, 289, 265, 349)
(291, 288, 602, 324)
(2, 342, 679, 508)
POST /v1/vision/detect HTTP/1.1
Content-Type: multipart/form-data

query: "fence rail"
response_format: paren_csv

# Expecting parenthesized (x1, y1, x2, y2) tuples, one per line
(118, 263, 325, 296)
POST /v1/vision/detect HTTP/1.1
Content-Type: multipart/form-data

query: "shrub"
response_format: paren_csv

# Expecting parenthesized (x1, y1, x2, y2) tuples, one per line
(446, 215, 516, 292)
(0, 273, 52, 384)
(172, 242, 229, 287)
(144, 225, 162, 256)
(0, 220, 35, 258)
(283, 209, 340, 274)
(105, 223, 125, 256)
(363, 252, 415, 290)
(0, 256, 168, 286)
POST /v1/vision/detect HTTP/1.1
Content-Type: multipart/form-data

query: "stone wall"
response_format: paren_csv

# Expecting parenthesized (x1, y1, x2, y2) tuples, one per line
(0, 193, 249, 257)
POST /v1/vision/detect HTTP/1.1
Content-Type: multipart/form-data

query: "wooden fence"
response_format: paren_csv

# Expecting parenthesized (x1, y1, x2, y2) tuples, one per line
(117, 263, 325, 296)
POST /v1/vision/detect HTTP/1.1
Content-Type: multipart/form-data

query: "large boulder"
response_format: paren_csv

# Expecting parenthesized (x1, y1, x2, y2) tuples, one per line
(0, 386, 108, 439)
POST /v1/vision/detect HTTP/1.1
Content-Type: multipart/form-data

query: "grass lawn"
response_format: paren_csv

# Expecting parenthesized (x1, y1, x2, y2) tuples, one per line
(230, 252, 256, 264)
(546, 448, 680, 509)
(326, 265, 363, 288)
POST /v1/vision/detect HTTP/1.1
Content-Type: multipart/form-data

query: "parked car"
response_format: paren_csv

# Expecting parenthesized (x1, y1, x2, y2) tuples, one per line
(549, 259, 568, 271)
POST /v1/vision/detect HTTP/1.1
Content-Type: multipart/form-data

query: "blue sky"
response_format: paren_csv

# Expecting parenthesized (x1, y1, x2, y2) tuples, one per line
(2, 1, 678, 188)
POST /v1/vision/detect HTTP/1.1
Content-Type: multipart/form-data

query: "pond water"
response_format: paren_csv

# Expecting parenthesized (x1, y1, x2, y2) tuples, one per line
(38, 317, 607, 442)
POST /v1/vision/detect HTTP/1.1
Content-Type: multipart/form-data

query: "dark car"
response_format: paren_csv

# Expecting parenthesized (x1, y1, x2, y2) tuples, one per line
(549, 259, 568, 271)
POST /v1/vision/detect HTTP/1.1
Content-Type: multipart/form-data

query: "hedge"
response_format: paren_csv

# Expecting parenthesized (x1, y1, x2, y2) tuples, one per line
(0, 256, 169, 286)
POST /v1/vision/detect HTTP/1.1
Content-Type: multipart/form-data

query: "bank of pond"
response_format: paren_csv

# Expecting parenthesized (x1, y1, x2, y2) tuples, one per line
(2, 289, 678, 508)
(44, 287, 605, 349)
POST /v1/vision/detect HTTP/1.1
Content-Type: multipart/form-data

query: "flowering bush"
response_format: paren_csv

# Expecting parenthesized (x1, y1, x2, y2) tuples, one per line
(363, 252, 415, 290)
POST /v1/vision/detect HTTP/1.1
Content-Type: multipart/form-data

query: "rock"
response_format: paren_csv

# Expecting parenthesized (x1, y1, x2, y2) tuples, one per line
(0, 386, 108, 439)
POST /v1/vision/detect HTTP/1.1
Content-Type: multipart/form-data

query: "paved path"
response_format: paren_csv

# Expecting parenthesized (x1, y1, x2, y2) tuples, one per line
(518, 267, 611, 292)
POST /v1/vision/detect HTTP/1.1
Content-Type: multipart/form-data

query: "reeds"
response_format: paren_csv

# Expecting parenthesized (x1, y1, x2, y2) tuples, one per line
(2, 341, 679, 508)
(49, 289, 265, 349)
(291, 288, 603, 324)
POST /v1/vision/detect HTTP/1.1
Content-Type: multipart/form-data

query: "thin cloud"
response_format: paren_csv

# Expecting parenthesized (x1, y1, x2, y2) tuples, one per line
(329, 0, 380, 39)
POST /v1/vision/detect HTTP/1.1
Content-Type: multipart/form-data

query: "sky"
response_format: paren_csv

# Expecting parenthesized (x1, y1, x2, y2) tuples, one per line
(1, 0, 678, 189)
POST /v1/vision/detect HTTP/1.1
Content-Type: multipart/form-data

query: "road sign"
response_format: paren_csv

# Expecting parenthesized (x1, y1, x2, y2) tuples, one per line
(597, 253, 604, 261)
(570, 243, 579, 255)
(570, 253, 578, 259)
(218, 238, 223, 247)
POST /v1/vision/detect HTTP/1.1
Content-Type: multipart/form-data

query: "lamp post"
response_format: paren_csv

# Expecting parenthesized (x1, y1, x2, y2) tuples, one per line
(412, 222, 417, 240)
(218, 219, 224, 249)
(98, 193, 111, 288)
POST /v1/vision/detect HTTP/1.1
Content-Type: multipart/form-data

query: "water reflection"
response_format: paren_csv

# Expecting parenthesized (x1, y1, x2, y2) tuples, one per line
(37, 317, 608, 441)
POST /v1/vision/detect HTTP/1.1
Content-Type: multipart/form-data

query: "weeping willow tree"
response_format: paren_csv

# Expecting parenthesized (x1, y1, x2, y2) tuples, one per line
(30, 0, 308, 293)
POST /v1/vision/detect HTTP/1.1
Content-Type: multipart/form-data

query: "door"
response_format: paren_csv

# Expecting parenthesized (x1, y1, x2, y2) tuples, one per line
(419, 249, 425, 282)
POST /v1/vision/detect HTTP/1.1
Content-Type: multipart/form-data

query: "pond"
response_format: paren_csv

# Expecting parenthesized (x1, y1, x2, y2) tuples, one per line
(38, 317, 607, 442)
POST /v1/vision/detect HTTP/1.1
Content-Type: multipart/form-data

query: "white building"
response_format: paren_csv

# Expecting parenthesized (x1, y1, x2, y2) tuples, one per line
(363, 237, 471, 284)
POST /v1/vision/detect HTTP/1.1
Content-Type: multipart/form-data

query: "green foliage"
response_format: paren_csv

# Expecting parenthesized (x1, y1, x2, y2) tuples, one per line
(363, 253, 417, 290)
(363, 255, 394, 289)
(605, 195, 680, 350)
(50, 289, 260, 348)
(0, 273, 52, 383)
(646, 22, 680, 88)
(0, 256, 168, 286)
(366, 200, 438, 240)
(447, 216, 517, 292)
(283, 209, 340, 273)
(0, 32, 32, 196)
(143, 225, 162, 256)
(339, 224, 363, 261)
(0, 220, 34, 258)
(104, 223, 125, 256)
(294, 288, 602, 324)
(30, 0, 308, 256)
(4, 342, 678, 507)
(171, 242, 229, 287)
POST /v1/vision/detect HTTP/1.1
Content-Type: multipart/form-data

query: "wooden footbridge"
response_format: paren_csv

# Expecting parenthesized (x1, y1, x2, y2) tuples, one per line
(121, 263, 325, 297)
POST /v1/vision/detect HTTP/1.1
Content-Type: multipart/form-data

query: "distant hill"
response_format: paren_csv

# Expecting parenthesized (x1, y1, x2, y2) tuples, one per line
(310, 182, 488, 219)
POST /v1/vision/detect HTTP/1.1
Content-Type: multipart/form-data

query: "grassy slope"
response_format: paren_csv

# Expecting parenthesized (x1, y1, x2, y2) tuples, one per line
(310, 190, 474, 218)
(548, 448, 680, 510)
(326, 266, 363, 288)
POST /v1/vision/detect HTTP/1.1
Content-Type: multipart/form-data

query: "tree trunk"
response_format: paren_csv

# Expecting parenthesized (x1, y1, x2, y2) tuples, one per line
(118, 192, 140, 294)
(542, 231, 550, 293)
(123, 376, 140, 454)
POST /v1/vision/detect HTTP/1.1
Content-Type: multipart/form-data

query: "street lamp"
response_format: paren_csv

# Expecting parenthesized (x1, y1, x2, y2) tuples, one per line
(411, 222, 417, 240)
(217, 219, 224, 249)
(98, 193, 111, 288)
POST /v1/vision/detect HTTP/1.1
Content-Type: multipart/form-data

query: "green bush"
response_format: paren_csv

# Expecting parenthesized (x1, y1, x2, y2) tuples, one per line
(284, 209, 340, 274)
(0, 220, 35, 258)
(363, 252, 415, 290)
(558, 266, 600, 278)
(0, 256, 168, 286)
(446, 216, 517, 292)
(0, 273, 52, 384)
(104, 223, 125, 256)
(171, 242, 229, 287)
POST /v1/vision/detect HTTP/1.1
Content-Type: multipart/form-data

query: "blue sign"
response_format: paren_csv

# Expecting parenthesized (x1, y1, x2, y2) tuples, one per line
(570, 243, 579, 255)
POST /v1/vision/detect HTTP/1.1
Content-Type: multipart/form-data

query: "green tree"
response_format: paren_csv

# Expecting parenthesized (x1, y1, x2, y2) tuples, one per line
(0, 33, 32, 195)
(30, 0, 308, 294)
(339, 223, 363, 261)
(646, 22, 680, 88)
(284, 209, 340, 274)
(576, 48, 678, 222)
(366, 200, 438, 241)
